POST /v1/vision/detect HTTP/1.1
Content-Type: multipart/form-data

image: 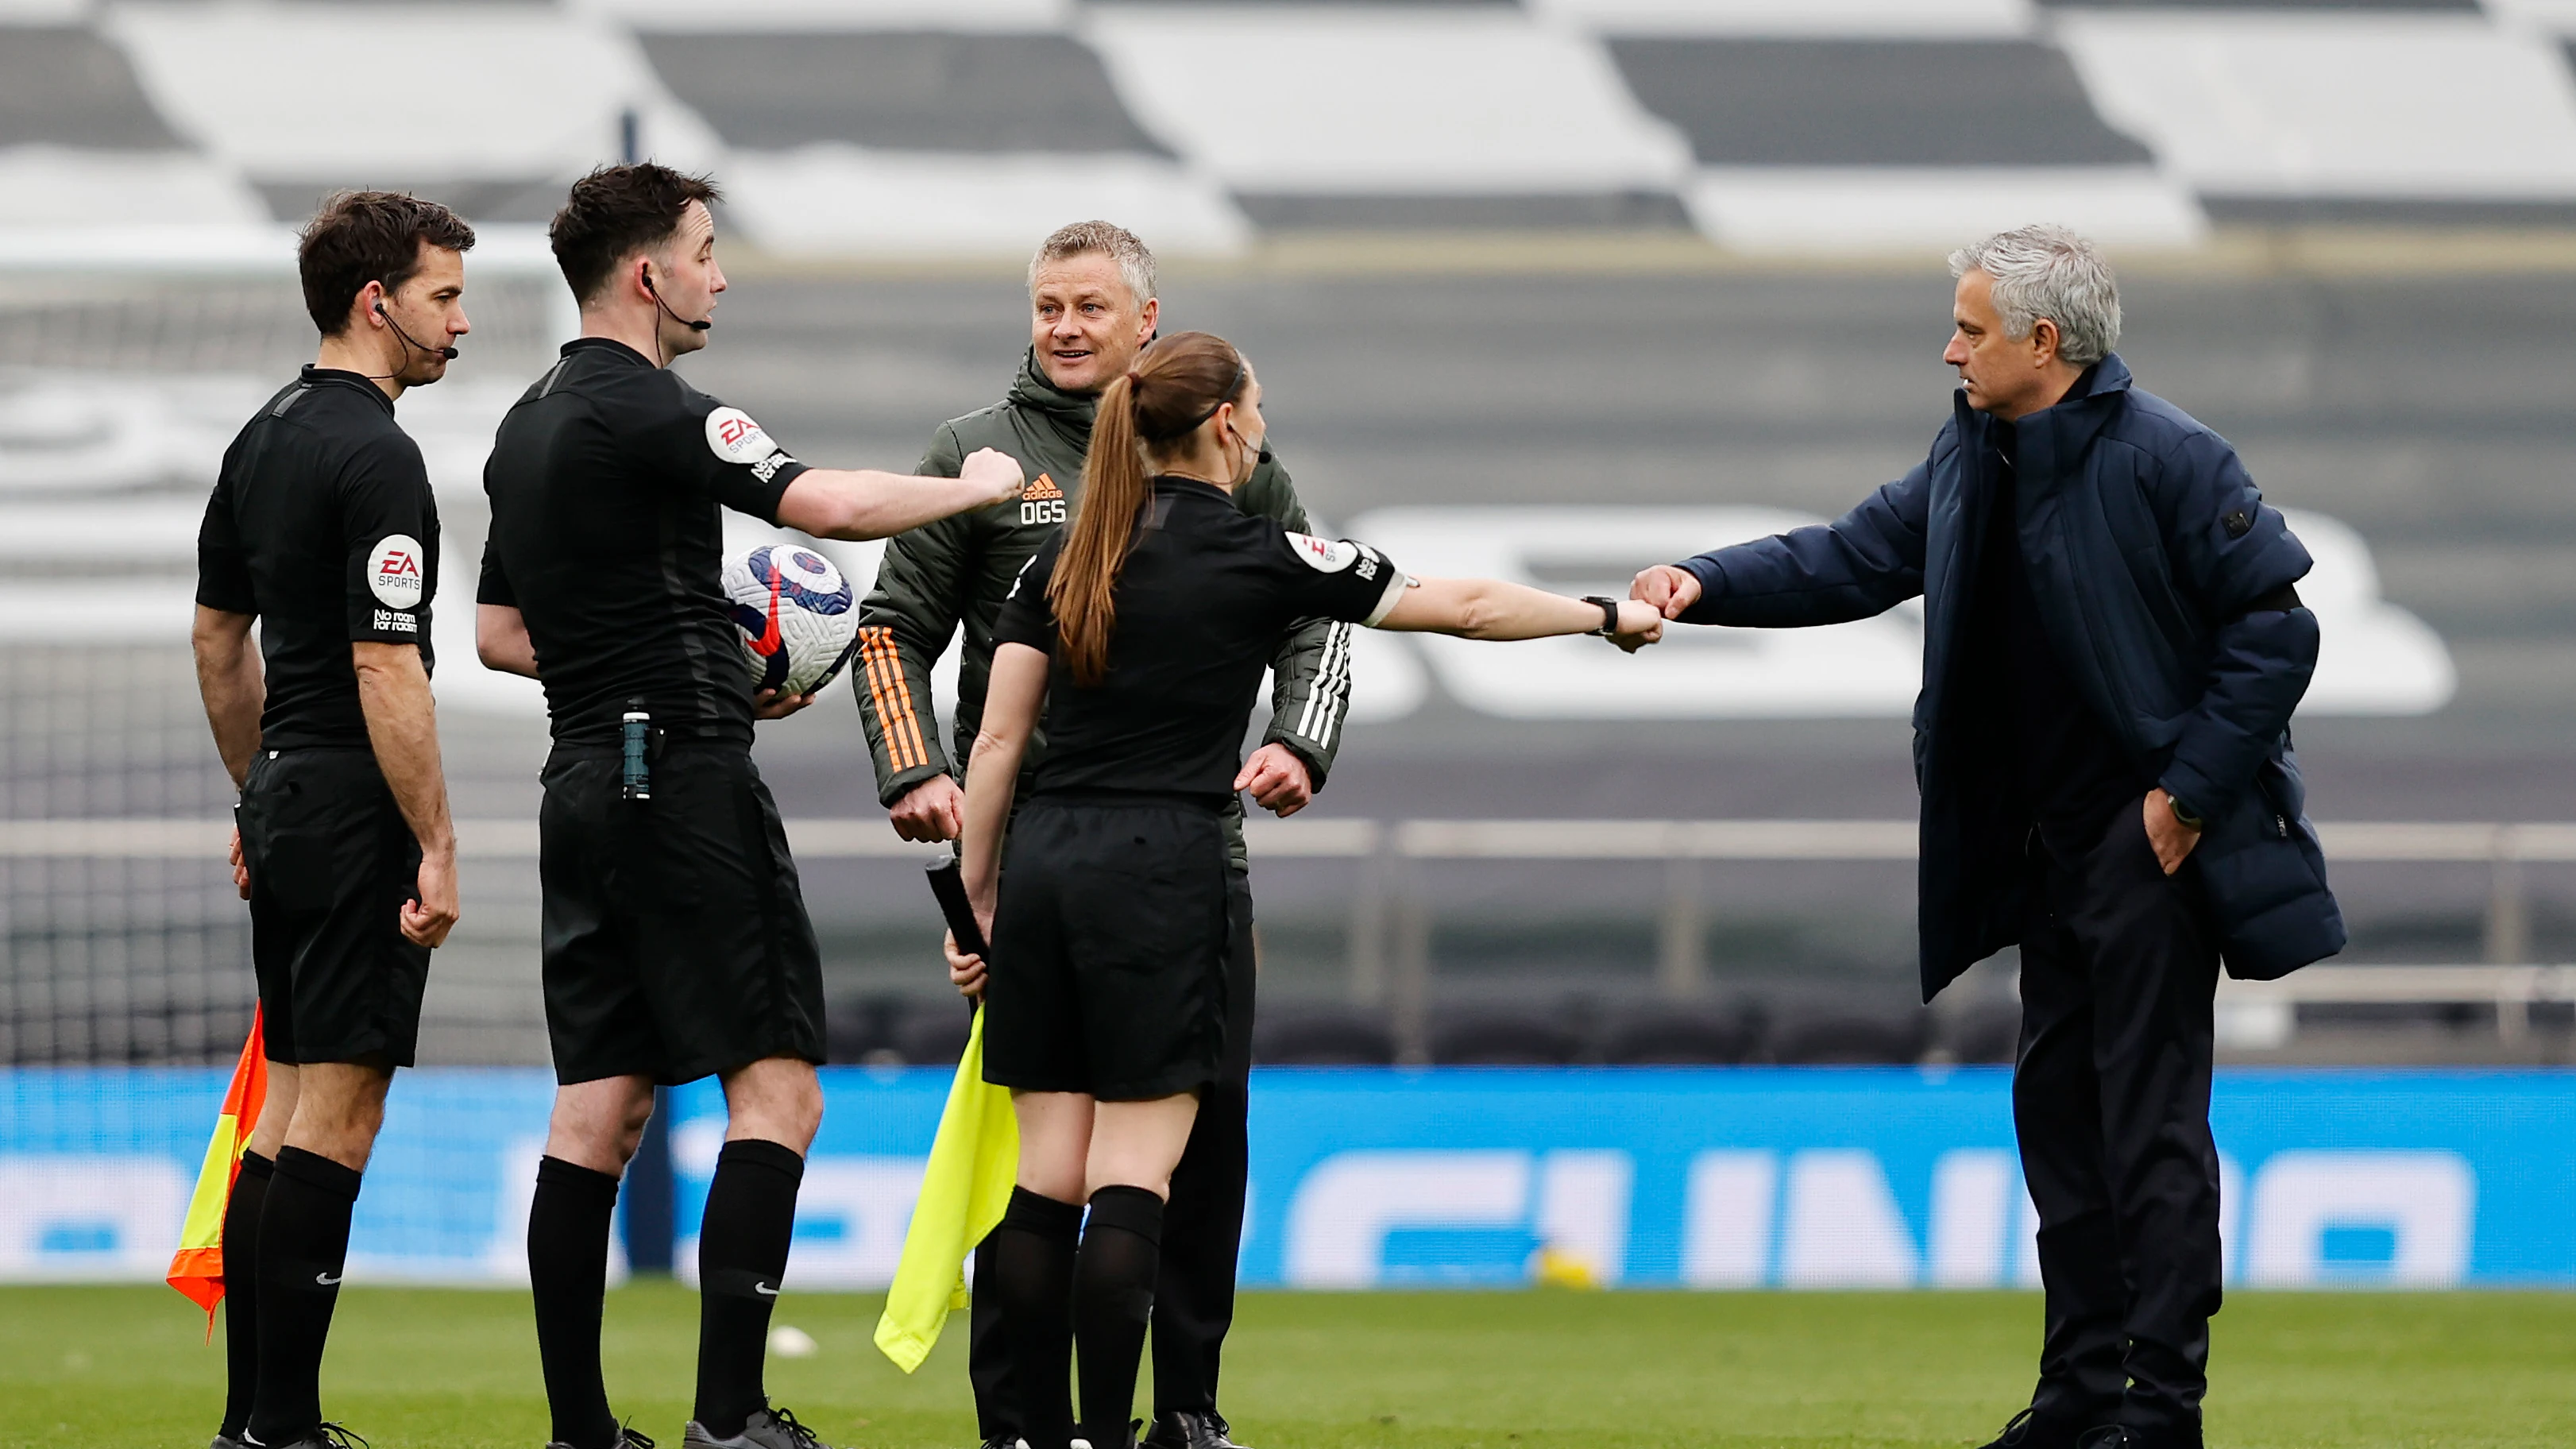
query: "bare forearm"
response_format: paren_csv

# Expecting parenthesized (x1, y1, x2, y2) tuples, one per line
(476, 604, 539, 679)
(353, 647, 454, 852)
(1382, 577, 1605, 640)
(959, 728, 1025, 896)
(191, 608, 263, 787)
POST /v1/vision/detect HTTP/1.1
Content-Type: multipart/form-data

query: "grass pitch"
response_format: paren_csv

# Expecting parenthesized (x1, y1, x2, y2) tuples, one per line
(2, 1285, 2571, 1448)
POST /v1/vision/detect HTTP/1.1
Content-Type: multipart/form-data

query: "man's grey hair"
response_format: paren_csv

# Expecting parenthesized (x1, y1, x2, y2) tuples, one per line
(1948, 224, 2121, 367)
(1028, 220, 1156, 306)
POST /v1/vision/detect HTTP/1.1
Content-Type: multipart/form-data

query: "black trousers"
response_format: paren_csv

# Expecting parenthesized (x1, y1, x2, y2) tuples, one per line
(969, 871, 1257, 1438)
(2014, 806, 2223, 1442)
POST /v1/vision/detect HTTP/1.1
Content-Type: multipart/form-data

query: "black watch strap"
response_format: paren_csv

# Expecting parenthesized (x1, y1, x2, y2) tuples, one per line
(1581, 595, 1620, 636)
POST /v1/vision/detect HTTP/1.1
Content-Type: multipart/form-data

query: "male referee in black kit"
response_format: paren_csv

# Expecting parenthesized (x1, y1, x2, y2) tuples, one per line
(192, 191, 472, 1449)
(1633, 226, 2343, 1449)
(474, 164, 1022, 1449)
(854, 222, 1342, 1449)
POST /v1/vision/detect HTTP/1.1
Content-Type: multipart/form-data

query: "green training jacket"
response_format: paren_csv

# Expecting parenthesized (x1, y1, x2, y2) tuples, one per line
(852, 350, 1352, 864)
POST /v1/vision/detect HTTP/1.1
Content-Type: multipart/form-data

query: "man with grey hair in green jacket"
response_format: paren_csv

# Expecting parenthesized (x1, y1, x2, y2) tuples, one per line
(852, 220, 1338, 1449)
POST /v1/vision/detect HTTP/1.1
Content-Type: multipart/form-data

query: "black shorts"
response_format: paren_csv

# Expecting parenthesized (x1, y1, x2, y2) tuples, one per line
(983, 794, 1243, 1101)
(237, 748, 431, 1067)
(538, 743, 825, 1087)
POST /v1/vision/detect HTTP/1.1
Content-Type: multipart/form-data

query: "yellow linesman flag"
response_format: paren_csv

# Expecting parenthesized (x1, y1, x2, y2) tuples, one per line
(875, 1006, 1018, 1374)
(168, 1009, 268, 1325)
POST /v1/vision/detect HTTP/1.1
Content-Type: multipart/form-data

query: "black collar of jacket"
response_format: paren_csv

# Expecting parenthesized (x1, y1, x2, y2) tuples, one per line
(1957, 350, 2132, 483)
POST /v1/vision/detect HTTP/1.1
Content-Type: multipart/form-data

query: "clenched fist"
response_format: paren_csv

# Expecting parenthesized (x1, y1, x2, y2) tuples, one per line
(960, 447, 1025, 507)
(1631, 564, 1703, 620)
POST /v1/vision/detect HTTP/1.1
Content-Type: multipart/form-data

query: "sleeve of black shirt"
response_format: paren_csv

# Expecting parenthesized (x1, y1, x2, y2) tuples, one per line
(658, 376, 810, 524)
(476, 533, 516, 609)
(990, 534, 1063, 654)
(1274, 529, 1409, 625)
(338, 431, 434, 646)
(195, 467, 256, 616)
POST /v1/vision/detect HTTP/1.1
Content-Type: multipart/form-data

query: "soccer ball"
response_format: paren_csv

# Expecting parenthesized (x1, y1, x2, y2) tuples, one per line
(721, 543, 860, 697)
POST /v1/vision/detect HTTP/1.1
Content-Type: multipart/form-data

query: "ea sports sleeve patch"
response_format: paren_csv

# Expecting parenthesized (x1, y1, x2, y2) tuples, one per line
(351, 532, 428, 639)
(339, 433, 435, 644)
(1284, 531, 1359, 574)
(1280, 531, 1410, 625)
(689, 398, 807, 520)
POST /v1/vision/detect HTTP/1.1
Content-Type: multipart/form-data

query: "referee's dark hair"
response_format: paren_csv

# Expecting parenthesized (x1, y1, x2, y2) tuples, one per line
(297, 191, 477, 338)
(1054, 330, 1249, 686)
(549, 163, 722, 307)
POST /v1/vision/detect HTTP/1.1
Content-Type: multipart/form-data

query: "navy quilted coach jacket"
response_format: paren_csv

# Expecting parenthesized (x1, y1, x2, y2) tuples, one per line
(1674, 353, 2345, 998)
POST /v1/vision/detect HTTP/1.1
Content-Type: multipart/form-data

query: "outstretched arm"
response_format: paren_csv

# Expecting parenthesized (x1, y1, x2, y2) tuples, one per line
(958, 641, 1049, 945)
(1377, 577, 1664, 647)
(774, 447, 1023, 541)
(1637, 456, 1937, 626)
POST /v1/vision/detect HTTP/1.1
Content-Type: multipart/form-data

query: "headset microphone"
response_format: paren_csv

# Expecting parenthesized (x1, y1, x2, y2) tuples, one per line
(373, 300, 460, 361)
(643, 271, 713, 332)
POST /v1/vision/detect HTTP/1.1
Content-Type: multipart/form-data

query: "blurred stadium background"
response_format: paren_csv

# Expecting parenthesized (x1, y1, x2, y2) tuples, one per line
(5, 0, 2576, 1300)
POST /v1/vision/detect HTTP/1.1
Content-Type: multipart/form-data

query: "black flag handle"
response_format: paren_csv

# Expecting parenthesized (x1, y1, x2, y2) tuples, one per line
(925, 849, 989, 960)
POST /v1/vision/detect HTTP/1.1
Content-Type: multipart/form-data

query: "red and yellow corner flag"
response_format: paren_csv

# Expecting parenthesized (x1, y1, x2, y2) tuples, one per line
(168, 1009, 267, 1325)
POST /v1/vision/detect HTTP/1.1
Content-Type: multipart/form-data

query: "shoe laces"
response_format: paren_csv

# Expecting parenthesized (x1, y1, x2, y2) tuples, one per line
(1999, 1408, 2035, 1445)
(620, 1428, 657, 1449)
(762, 1405, 823, 1449)
(313, 1426, 369, 1449)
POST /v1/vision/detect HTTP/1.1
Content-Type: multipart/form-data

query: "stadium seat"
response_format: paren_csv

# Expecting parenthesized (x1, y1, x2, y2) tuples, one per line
(2055, 9, 2576, 220)
(1426, 1007, 1590, 1066)
(1761, 1000, 1933, 1065)
(822, 996, 897, 1065)
(1252, 1007, 1398, 1067)
(1598, 1002, 1763, 1065)
(889, 1001, 973, 1068)
(1933, 999, 2022, 1065)
(1085, 6, 1693, 230)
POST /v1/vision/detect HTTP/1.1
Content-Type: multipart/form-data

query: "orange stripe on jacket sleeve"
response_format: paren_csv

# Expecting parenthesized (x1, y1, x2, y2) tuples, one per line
(859, 628, 931, 773)
(865, 629, 929, 771)
(855, 628, 914, 771)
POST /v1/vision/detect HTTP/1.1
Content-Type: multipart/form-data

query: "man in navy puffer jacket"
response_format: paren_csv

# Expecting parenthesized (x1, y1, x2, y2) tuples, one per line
(1634, 226, 2342, 1449)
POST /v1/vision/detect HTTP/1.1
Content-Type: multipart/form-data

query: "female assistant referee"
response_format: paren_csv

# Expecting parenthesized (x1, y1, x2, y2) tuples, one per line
(953, 330, 1662, 1449)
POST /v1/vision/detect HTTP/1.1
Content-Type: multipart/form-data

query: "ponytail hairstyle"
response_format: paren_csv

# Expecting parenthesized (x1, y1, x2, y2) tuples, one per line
(1051, 330, 1251, 686)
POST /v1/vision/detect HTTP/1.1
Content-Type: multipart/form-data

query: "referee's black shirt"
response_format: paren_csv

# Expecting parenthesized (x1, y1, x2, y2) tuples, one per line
(991, 476, 1405, 798)
(477, 338, 810, 748)
(195, 365, 438, 751)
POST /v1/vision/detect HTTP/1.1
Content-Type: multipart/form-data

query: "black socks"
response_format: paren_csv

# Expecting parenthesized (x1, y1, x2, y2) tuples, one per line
(991, 1186, 1083, 1449)
(693, 1138, 805, 1439)
(248, 1146, 361, 1447)
(530, 1155, 624, 1449)
(1075, 1187, 1164, 1449)
(979, 1184, 1170, 1449)
(217, 1150, 274, 1441)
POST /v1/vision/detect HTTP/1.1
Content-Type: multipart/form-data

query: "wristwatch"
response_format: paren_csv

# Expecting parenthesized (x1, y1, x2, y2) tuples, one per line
(2167, 792, 2205, 831)
(1581, 595, 1621, 636)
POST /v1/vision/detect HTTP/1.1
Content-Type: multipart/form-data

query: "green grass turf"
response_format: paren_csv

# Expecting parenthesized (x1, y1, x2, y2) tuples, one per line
(3, 1285, 2573, 1448)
